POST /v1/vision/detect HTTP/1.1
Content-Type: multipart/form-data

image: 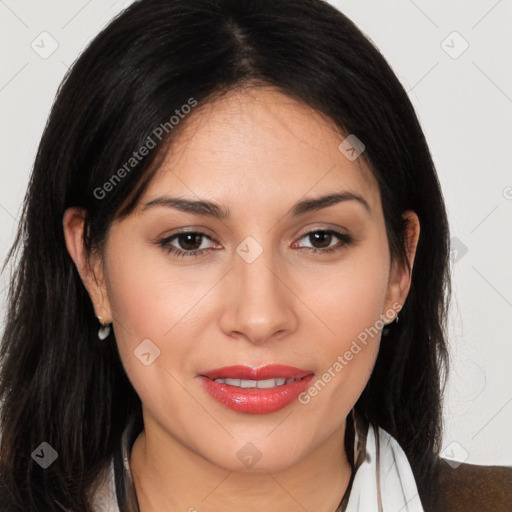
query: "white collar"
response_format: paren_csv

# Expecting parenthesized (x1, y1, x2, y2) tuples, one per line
(345, 423, 424, 511)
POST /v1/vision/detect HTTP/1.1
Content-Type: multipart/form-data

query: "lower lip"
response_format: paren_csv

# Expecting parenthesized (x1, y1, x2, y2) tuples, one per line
(198, 375, 314, 414)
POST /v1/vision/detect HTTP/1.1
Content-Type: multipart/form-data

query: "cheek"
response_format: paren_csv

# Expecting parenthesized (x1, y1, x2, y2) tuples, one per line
(102, 238, 225, 418)
(104, 236, 219, 346)
(295, 238, 390, 414)
(104, 256, 201, 434)
(304, 238, 390, 345)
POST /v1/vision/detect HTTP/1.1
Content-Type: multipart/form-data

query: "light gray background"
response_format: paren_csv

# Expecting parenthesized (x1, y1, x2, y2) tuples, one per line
(0, 0, 511, 466)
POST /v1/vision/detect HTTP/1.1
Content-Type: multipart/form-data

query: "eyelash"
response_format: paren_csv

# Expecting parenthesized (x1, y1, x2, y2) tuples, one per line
(157, 229, 353, 259)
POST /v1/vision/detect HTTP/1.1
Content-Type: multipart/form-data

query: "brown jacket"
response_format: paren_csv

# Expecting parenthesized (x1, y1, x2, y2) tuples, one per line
(433, 459, 512, 511)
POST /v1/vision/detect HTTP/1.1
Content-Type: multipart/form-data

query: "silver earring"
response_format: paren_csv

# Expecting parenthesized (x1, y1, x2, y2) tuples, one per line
(395, 314, 399, 323)
(97, 316, 111, 340)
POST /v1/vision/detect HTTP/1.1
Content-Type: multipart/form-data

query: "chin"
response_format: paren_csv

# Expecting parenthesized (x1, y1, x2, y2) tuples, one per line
(198, 438, 307, 473)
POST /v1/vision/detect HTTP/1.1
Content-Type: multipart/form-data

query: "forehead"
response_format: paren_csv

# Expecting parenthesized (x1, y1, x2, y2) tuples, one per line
(141, 87, 381, 218)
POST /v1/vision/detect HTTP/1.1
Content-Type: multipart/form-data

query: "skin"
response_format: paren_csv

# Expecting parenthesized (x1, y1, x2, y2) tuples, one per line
(64, 86, 420, 512)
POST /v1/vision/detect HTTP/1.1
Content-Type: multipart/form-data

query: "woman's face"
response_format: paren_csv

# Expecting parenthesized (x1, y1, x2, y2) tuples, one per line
(78, 87, 418, 472)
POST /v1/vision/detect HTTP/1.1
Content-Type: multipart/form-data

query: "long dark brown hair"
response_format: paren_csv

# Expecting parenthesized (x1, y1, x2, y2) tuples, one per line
(0, 0, 450, 510)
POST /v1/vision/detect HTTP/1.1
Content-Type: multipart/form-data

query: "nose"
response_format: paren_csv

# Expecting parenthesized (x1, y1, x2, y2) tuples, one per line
(218, 244, 298, 346)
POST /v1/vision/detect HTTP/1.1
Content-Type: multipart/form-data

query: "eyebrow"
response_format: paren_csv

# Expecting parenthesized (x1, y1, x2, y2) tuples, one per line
(142, 191, 371, 218)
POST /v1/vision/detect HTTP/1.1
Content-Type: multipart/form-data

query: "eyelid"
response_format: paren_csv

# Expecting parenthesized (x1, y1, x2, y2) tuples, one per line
(158, 224, 350, 245)
(292, 221, 351, 239)
(156, 226, 220, 243)
(293, 228, 352, 249)
(156, 226, 353, 260)
(157, 230, 219, 249)
(296, 224, 349, 237)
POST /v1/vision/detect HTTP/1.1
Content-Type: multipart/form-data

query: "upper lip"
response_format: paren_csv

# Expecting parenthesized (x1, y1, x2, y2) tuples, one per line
(199, 364, 314, 380)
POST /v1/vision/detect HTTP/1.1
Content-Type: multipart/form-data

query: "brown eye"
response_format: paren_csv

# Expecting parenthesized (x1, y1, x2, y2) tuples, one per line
(295, 229, 352, 254)
(308, 231, 334, 249)
(174, 233, 205, 251)
(158, 231, 216, 258)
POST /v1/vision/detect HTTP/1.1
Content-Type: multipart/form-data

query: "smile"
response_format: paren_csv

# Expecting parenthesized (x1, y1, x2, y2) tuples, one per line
(211, 377, 300, 388)
(198, 365, 314, 414)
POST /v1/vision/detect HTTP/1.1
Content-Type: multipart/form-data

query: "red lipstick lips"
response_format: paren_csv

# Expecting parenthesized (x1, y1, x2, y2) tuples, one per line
(198, 364, 314, 414)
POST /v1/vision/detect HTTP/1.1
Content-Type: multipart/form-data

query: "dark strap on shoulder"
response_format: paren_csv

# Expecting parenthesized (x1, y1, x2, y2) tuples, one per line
(114, 415, 142, 512)
(336, 409, 370, 511)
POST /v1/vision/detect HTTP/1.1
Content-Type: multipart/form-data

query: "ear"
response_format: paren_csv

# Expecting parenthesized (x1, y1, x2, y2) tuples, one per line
(383, 210, 420, 320)
(62, 207, 112, 323)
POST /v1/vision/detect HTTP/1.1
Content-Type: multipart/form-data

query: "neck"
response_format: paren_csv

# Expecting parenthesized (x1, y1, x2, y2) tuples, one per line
(130, 416, 352, 512)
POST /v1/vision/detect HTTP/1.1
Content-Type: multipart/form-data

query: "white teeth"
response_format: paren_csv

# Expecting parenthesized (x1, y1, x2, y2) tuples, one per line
(213, 377, 295, 388)
(256, 378, 276, 389)
(240, 379, 257, 388)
